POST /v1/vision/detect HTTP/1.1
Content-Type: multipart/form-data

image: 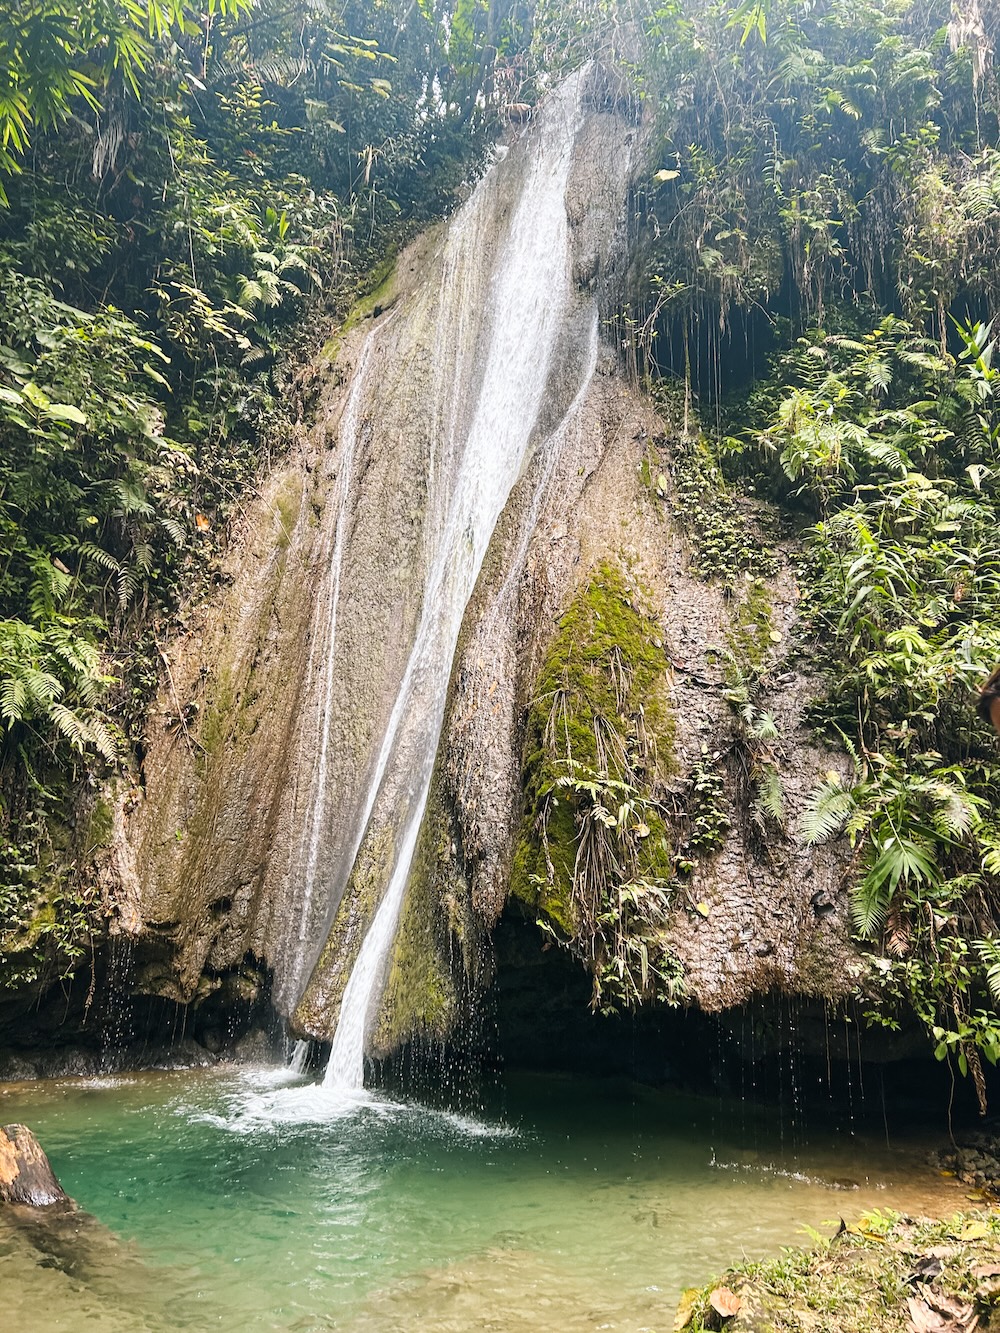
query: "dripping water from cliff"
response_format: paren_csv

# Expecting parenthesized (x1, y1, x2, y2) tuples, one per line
(290, 332, 383, 998)
(484, 908, 994, 1128)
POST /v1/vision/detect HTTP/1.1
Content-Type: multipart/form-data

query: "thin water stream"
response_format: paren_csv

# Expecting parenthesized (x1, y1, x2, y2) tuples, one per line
(285, 65, 619, 1073)
(0, 1065, 964, 1332)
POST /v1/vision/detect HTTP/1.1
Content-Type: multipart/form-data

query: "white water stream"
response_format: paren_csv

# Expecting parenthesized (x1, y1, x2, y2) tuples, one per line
(293, 69, 603, 1090)
(293, 331, 384, 981)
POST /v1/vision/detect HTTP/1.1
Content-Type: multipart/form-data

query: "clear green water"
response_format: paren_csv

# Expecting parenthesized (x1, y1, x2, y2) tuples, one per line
(0, 1065, 963, 1332)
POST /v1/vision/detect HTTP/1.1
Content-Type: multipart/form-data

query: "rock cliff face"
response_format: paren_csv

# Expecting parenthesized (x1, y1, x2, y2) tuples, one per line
(107, 64, 860, 1059)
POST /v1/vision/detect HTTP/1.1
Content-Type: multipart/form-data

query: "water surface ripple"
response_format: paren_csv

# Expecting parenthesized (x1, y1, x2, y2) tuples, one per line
(0, 1066, 963, 1332)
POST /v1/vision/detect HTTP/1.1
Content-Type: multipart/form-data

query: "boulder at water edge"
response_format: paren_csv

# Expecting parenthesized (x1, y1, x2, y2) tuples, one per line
(0, 1124, 69, 1206)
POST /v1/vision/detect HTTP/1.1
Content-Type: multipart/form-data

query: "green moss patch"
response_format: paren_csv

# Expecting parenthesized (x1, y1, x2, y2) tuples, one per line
(0, 788, 103, 991)
(374, 832, 457, 1054)
(726, 577, 777, 681)
(653, 429, 776, 588)
(320, 252, 399, 365)
(512, 560, 685, 1012)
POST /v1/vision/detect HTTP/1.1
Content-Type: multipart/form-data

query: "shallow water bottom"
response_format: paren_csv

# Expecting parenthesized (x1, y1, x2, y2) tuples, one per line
(0, 1065, 968, 1332)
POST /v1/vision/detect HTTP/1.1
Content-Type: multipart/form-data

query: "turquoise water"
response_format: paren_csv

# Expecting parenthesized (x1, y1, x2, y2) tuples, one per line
(0, 1065, 964, 1332)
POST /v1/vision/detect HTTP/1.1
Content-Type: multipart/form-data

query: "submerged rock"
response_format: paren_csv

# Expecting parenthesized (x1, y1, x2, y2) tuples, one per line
(0, 1124, 68, 1206)
(0, 1184, 205, 1331)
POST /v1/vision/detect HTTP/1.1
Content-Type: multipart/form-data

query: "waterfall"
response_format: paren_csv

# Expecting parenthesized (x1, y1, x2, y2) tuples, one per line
(289, 67, 610, 1091)
(289, 330, 384, 996)
(289, 1039, 311, 1075)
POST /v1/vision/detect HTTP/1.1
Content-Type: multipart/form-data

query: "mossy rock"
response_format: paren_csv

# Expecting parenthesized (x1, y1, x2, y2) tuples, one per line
(0, 781, 109, 993)
(511, 559, 684, 1009)
(320, 253, 400, 364)
(372, 784, 486, 1055)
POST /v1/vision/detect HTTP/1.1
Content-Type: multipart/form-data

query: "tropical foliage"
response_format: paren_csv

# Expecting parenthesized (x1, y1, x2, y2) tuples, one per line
(0, 0, 541, 987)
(3, 0, 1000, 1093)
(783, 318, 1000, 1108)
(617, 0, 1000, 1097)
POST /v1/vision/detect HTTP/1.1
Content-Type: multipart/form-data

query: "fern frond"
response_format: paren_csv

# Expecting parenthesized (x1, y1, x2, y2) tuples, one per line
(48, 702, 93, 752)
(979, 824, 1000, 877)
(117, 563, 142, 610)
(87, 714, 122, 763)
(931, 782, 980, 839)
(885, 906, 910, 957)
(975, 938, 1000, 1004)
(75, 541, 121, 573)
(0, 675, 27, 723)
(755, 767, 786, 827)
(844, 803, 873, 841)
(158, 517, 186, 546)
(236, 276, 264, 312)
(240, 343, 271, 368)
(864, 437, 906, 475)
(21, 667, 62, 706)
(112, 480, 153, 517)
(962, 179, 997, 223)
(752, 710, 779, 740)
(866, 356, 892, 394)
(801, 779, 855, 843)
(851, 869, 891, 938)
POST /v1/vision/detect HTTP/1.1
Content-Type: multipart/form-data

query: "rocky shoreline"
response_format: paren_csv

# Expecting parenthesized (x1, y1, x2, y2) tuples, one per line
(932, 1131, 1000, 1196)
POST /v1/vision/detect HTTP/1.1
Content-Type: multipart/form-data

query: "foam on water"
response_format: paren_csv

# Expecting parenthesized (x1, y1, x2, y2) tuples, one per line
(175, 1066, 518, 1139)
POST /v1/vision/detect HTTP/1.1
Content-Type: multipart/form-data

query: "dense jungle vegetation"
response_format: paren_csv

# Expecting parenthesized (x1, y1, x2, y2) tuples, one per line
(1, 0, 999, 1099)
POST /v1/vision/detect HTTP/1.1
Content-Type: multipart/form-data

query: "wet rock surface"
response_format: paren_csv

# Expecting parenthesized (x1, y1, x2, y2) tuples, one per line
(933, 1130, 1000, 1192)
(0, 1191, 210, 1333)
(0, 1124, 68, 1206)
(0, 945, 278, 1070)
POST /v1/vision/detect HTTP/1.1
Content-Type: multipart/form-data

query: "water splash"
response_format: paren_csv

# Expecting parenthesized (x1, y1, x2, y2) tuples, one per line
(178, 1066, 517, 1138)
(289, 1040, 312, 1076)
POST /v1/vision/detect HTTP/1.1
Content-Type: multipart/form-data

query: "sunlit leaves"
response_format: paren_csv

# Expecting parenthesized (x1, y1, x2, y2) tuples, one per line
(0, 615, 119, 760)
(0, 269, 194, 762)
(726, 0, 769, 46)
(0, 0, 252, 192)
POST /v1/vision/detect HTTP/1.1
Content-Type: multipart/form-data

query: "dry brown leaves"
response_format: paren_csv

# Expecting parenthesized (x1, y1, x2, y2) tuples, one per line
(905, 1289, 978, 1333)
(708, 1287, 742, 1319)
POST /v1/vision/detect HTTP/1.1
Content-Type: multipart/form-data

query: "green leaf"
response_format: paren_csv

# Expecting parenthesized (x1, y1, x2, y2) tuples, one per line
(44, 402, 87, 425)
(21, 381, 50, 409)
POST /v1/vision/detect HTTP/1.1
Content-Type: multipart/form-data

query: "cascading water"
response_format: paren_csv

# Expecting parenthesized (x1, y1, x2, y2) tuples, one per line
(288, 1039, 311, 1076)
(324, 71, 596, 1090)
(289, 331, 383, 993)
(277, 65, 624, 1090)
